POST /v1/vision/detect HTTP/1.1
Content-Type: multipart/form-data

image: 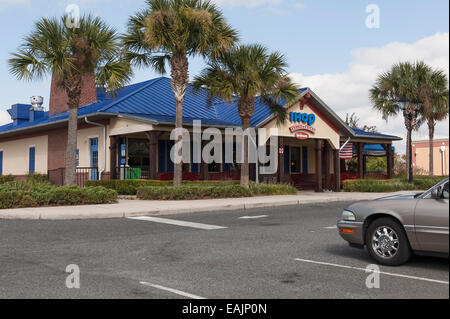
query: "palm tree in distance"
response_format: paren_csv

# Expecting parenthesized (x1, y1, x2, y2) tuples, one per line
(193, 44, 299, 187)
(415, 62, 449, 176)
(9, 15, 132, 185)
(123, 0, 239, 186)
(370, 62, 423, 182)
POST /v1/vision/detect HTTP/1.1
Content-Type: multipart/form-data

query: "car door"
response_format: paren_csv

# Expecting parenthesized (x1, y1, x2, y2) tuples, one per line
(414, 181, 449, 253)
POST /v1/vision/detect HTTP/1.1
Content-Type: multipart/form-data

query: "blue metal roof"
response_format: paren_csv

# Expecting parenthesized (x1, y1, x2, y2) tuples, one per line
(351, 127, 401, 140)
(0, 76, 401, 142)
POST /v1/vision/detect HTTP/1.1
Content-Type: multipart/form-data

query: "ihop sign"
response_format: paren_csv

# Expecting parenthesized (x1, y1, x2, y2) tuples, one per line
(289, 112, 316, 126)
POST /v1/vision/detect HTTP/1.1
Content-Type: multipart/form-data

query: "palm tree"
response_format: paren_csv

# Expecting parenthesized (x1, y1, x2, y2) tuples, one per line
(9, 15, 132, 185)
(193, 44, 299, 187)
(123, 0, 238, 186)
(345, 112, 378, 133)
(370, 62, 422, 182)
(415, 63, 449, 176)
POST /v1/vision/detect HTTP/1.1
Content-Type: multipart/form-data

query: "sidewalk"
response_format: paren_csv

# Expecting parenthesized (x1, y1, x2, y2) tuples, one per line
(0, 191, 420, 220)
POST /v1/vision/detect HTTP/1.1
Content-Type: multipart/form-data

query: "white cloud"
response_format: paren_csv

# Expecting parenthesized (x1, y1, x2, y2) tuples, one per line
(0, 110, 10, 126)
(290, 32, 450, 154)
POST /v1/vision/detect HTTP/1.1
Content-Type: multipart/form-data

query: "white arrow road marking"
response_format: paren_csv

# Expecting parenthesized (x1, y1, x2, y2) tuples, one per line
(239, 215, 269, 220)
(128, 216, 227, 230)
(324, 225, 338, 229)
(294, 258, 449, 285)
(140, 282, 206, 299)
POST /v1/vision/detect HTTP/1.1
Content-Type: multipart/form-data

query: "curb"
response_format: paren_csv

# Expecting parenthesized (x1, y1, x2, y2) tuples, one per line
(0, 199, 351, 221)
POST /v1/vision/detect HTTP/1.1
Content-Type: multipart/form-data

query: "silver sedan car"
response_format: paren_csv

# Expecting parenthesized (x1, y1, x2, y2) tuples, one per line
(338, 178, 449, 266)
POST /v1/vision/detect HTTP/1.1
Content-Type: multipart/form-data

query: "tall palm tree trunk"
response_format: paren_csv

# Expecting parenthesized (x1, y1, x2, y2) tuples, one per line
(428, 120, 435, 176)
(64, 77, 82, 186)
(240, 117, 251, 187)
(170, 53, 189, 187)
(406, 128, 412, 182)
(65, 106, 79, 186)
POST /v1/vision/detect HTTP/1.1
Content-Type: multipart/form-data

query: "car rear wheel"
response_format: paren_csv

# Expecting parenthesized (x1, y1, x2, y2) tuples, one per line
(365, 217, 412, 266)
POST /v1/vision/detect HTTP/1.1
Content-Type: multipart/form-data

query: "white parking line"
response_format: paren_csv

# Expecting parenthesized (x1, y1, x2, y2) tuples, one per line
(140, 281, 206, 299)
(294, 258, 449, 285)
(239, 215, 269, 220)
(324, 225, 338, 229)
(128, 216, 227, 230)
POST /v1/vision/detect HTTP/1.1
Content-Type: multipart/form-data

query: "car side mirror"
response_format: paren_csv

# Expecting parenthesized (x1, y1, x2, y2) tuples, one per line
(431, 188, 440, 199)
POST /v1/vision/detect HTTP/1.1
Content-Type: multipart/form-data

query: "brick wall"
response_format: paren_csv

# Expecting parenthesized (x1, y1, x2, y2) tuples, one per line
(49, 72, 98, 116)
(48, 128, 68, 170)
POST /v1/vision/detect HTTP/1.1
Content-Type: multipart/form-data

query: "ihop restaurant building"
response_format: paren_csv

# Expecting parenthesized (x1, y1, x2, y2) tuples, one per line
(0, 76, 401, 192)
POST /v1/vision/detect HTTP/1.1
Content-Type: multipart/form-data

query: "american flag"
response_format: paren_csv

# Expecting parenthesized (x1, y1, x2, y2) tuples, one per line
(340, 143, 354, 160)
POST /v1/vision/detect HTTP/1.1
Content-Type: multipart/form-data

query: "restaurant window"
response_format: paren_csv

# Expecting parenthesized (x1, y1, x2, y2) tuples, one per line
(291, 147, 301, 173)
(128, 139, 150, 168)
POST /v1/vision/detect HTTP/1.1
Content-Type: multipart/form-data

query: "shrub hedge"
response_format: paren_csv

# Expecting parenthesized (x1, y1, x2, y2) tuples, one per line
(86, 179, 239, 195)
(136, 182, 297, 200)
(0, 180, 118, 209)
(343, 176, 448, 193)
(0, 175, 15, 184)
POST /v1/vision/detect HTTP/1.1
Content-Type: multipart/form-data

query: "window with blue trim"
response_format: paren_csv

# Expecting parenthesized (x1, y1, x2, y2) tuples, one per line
(29, 147, 35, 174)
(75, 149, 79, 167)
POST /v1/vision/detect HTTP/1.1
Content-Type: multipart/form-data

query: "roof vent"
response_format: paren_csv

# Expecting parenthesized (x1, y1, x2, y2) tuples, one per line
(30, 96, 44, 111)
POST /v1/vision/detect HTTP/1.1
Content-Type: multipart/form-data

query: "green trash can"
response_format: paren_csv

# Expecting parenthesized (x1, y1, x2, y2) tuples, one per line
(126, 167, 142, 180)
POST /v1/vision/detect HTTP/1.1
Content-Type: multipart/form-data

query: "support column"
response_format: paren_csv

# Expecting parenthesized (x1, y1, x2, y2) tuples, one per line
(109, 136, 118, 180)
(278, 137, 284, 184)
(324, 141, 330, 190)
(334, 149, 341, 192)
(386, 143, 393, 179)
(357, 143, 364, 179)
(145, 131, 158, 180)
(315, 139, 323, 192)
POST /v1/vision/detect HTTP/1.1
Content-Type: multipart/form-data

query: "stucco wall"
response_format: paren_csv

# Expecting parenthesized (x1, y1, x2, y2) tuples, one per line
(262, 102, 341, 150)
(413, 140, 449, 176)
(76, 126, 110, 172)
(0, 135, 48, 175)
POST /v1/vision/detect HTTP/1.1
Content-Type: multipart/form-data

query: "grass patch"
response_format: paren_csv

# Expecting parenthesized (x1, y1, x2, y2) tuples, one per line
(136, 182, 297, 200)
(86, 179, 239, 195)
(0, 178, 117, 209)
(343, 176, 448, 193)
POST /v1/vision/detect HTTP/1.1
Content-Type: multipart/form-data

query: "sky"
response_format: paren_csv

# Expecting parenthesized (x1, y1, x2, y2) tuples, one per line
(0, 0, 449, 153)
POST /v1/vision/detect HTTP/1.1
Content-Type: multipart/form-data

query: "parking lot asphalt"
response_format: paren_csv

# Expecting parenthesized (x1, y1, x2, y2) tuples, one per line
(0, 202, 448, 299)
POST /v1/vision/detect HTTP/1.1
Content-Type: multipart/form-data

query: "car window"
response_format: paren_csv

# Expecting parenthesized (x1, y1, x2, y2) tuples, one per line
(442, 182, 449, 200)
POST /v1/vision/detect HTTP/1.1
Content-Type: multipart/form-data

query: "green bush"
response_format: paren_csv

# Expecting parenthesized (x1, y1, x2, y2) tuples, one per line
(26, 173, 49, 184)
(0, 175, 15, 184)
(249, 182, 297, 196)
(136, 182, 297, 200)
(0, 182, 118, 209)
(86, 179, 239, 195)
(343, 176, 448, 193)
(137, 184, 253, 200)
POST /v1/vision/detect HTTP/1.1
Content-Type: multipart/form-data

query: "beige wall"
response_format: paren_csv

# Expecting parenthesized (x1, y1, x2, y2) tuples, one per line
(262, 102, 341, 150)
(109, 118, 155, 136)
(414, 143, 449, 176)
(76, 126, 110, 172)
(0, 135, 48, 175)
